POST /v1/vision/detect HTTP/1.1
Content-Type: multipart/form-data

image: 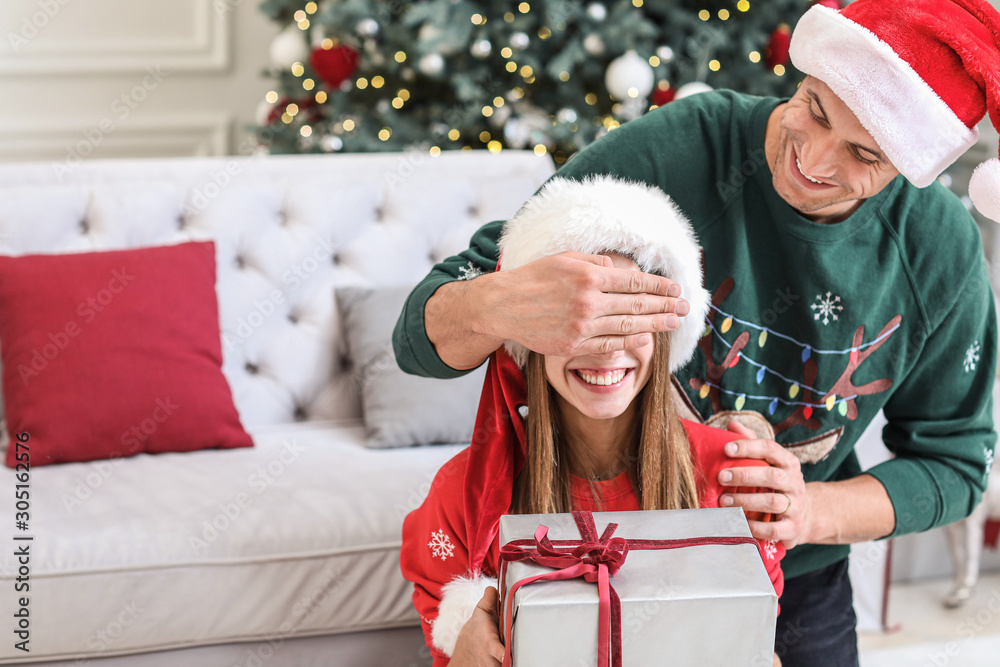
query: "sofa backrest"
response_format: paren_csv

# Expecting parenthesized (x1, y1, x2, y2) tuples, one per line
(0, 151, 554, 429)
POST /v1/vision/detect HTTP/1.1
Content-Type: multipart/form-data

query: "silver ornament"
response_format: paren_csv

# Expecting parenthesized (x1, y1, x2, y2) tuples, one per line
(419, 52, 445, 76)
(657, 46, 675, 63)
(510, 32, 530, 50)
(471, 39, 492, 58)
(357, 18, 380, 37)
(583, 34, 605, 56)
(587, 3, 607, 21)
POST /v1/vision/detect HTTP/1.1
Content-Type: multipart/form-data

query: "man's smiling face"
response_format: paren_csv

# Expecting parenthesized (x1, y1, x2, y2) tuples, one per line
(767, 76, 900, 224)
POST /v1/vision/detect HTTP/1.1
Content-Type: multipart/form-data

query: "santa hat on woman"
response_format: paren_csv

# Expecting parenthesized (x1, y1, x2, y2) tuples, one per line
(789, 0, 1000, 221)
(437, 177, 709, 650)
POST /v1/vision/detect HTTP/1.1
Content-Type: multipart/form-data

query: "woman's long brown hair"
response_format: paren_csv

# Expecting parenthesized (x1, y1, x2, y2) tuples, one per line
(510, 331, 700, 514)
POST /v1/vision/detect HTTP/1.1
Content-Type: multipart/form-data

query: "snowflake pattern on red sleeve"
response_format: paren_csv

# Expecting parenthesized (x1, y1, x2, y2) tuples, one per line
(428, 529, 456, 561)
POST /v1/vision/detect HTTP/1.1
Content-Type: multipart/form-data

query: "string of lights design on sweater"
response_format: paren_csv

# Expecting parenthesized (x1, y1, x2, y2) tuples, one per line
(702, 304, 902, 416)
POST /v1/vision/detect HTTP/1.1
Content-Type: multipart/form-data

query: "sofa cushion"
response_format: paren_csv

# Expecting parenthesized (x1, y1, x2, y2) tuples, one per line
(336, 285, 487, 448)
(0, 420, 464, 663)
(0, 240, 252, 466)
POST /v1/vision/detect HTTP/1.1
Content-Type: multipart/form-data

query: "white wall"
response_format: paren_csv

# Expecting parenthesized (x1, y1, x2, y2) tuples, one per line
(0, 0, 279, 164)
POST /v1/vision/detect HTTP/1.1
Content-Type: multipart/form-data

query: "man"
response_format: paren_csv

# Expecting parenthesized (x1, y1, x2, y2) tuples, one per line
(393, 0, 1000, 664)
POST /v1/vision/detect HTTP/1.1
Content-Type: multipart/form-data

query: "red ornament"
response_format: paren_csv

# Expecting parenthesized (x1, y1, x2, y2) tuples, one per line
(266, 94, 323, 125)
(802, 406, 813, 420)
(765, 24, 792, 69)
(813, 0, 842, 8)
(310, 43, 360, 87)
(651, 84, 675, 107)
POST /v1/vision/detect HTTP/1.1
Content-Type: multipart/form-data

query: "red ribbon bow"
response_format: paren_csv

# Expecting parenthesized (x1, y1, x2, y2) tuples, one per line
(498, 510, 761, 667)
(499, 511, 627, 667)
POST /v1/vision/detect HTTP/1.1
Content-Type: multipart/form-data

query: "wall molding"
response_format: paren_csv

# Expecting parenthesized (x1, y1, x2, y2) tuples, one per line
(0, 114, 232, 164)
(0, 0, 230, 75)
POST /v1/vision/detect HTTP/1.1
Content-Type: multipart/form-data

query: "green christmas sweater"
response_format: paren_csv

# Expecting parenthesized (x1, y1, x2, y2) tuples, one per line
(393, 90, 998, 579)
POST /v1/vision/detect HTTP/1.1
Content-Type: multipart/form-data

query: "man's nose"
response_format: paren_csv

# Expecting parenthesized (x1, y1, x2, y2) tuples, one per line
(799, 133, 838, 176)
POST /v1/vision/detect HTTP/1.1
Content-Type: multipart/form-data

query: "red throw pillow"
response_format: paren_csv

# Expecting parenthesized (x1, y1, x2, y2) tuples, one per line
(0, 240, 253, 466)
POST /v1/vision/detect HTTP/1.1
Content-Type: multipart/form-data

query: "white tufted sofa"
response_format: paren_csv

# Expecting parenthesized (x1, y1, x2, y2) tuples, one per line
(0, 150, 554, 667)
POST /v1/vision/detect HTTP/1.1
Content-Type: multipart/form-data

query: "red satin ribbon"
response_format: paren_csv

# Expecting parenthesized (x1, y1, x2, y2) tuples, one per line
(498, 511, 760, 667)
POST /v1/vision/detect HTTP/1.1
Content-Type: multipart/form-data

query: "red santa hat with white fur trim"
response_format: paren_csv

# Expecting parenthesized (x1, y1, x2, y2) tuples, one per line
(498, 175, 711, 371)
(789, 0, 1000, 221)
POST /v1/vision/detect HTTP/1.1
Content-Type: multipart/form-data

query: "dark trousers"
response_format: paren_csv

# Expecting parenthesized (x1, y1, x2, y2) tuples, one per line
(774, 559, 860, 667)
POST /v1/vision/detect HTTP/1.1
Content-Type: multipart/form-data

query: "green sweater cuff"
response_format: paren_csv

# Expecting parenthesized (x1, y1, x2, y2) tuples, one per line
(392, 276, 473, 380)
(865, 457, 976, 538)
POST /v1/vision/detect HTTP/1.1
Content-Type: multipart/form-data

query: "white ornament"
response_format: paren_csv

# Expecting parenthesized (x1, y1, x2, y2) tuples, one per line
(583, 34, 605, 56)
(321, 135, 343, 152)
(810, 292, 843, 326)
(674, 81, 714, 100)
(510, 32, 530, 50)
(269, 27, 309, 68)
(428, 530, 455, 560)
(604, 50, 655, 101)
(357, 18, 380, 37)
(419, 24, 441, 42)
(556, 108, 578, 124)
(964, 341, 981, 373)
(419, 52, 445, 76)
(587, 3, 608, 21)
(657, 45, 675, 63)
(471, 39, 492, 58)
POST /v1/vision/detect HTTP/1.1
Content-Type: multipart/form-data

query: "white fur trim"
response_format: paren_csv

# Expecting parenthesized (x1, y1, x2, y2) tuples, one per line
(789, 5, 979, 188)
(970, 158, 1000, 223)
(431, 573, 499, 657)
(498, 175, 710, 372)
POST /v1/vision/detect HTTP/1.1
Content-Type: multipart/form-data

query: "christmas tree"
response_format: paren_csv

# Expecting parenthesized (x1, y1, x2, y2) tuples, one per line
(255, 0, 834, 164)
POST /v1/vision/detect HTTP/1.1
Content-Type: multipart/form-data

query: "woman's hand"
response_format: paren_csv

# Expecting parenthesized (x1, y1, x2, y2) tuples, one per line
(718, 421, 811, 549)
(773, 652, 782, 666)
(449, 586, 505, 667)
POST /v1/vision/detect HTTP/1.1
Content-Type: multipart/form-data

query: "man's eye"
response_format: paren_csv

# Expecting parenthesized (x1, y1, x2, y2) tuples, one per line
(853, 150, 879, 166)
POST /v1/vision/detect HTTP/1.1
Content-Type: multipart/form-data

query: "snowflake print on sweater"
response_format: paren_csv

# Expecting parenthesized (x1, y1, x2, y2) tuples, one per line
(964, 341, 981, 373)
(985, 446, 994, 478)
(428, 530, 455, 561)
(457, 262, 483, 281)
(811, 292, 843, 325)
(763, 540, 778, 560)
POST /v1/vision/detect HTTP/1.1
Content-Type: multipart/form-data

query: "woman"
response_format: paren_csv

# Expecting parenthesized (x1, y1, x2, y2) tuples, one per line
(401, 176, 784, 666)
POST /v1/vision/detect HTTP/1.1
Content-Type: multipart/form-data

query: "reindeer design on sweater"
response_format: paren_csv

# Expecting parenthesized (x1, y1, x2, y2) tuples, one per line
(673, 276, 902, 464)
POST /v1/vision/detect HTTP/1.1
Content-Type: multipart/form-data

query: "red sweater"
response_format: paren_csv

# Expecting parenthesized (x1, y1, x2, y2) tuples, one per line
(400, 418, 785, 666)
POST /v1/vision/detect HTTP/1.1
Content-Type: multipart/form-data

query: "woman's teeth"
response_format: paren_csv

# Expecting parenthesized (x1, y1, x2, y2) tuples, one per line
(796, 158, 825, 184)
(575, 369, 628, 385)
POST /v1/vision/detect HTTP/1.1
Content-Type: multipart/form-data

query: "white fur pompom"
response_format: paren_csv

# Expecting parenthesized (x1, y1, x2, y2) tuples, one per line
(969, 158, 1000, 223)
(430, 573, 498, 657)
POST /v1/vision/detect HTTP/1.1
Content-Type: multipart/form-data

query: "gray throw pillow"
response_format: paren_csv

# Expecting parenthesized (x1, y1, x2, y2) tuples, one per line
(336, 285, 487, 448)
